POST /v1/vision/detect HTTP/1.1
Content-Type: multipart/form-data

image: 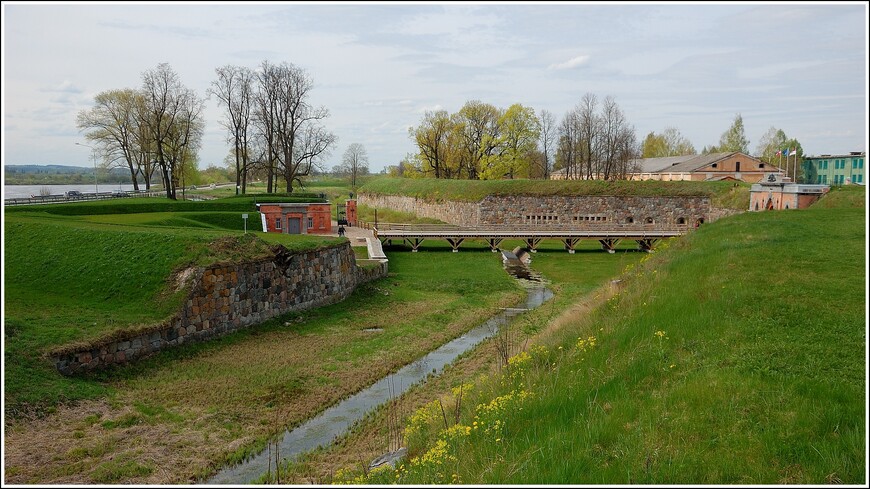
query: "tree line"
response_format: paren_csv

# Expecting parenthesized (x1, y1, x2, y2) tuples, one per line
(394, 100, 805, 181)
(77, 61, 337, 199)
(79, 61, 808, 192)
(393, 94, 639, 181)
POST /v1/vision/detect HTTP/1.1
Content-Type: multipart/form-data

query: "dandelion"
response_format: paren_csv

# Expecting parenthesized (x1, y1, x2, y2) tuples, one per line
(670, 364, 675, 369)
(655, 330, 666, 338)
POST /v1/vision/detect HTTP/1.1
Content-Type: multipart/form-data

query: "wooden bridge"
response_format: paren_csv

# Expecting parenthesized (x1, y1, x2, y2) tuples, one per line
(372, 223, 686, 253)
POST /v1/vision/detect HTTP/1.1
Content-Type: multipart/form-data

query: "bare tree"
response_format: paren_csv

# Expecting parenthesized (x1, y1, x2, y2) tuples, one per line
(290, 122, 336, 190)
(555, 110, 577, 179)
(538, 109, 556, 179)
(163, 89, 205, 196)
(141, 63, 193, 199)
(339, 143, 369, 190)
(210, 65, 254, 194)
(577, 93, 599, 179)
(270, 62, 333, 193)
(252, 60, 281, 193)
(132, 95, 158, 189)
(76, 89, 144, 190)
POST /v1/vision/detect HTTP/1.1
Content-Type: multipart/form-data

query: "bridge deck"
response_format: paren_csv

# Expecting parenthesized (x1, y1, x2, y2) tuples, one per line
(373, 223, 685, 253)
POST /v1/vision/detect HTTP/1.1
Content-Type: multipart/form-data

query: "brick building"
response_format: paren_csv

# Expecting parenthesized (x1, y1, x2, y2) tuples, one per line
(749, 174, 829, 211)
(551, 151, 780, 183)
(257, 203, 333, 234)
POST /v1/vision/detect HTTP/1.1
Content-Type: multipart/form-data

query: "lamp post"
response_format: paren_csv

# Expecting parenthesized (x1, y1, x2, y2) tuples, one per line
(75, 142, 98, 194)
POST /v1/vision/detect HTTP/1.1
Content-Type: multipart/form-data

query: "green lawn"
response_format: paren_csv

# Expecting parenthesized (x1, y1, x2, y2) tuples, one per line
(3, 195, 531, 484)
(359, 177, 751, 210)
(3, 200, 340, 416)
(355, 202, 866, 484)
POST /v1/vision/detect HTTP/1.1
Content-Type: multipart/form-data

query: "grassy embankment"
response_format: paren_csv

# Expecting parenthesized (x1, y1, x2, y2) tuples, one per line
(3, 194, 527, 483)
(359, 177, 750, 209)
(325, 186, 866, 485)
(4, 196, 340, 415)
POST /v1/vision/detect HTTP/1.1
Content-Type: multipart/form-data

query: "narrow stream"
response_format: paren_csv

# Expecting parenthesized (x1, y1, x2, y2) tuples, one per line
(204, 258, 552, 485)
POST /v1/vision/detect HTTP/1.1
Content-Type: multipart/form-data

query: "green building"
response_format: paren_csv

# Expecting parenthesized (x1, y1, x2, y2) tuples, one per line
(802, 151, 865, 185)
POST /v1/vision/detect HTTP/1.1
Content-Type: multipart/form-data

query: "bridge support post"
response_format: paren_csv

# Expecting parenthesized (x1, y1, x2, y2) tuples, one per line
(446, 238, 465, 252)
(599, 238, 620, 254)
(487, 238, 503, 252)
(409, 238, 425, 252)
(636, 238, 659, 253)
(563, 238, 580, 254)
(525, 237, 542, 253)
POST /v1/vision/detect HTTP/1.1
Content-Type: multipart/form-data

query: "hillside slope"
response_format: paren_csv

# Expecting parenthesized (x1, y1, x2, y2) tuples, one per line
(358, 203, 866, 484)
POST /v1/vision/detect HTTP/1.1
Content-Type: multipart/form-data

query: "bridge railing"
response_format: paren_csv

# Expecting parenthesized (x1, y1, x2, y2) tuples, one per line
(372, 223, 690, 234)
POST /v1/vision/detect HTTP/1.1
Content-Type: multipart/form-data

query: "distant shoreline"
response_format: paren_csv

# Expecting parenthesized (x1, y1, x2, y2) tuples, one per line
(5, 164, 130, 186)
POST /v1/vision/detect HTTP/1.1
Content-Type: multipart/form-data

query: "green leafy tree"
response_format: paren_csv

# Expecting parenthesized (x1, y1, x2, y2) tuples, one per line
(454, 100, 501, 179)
(641, 127, 696, 158)
(480, 104, 541, 180)
(755, 127, 789, 164)
(410, 110, 454, 178)
(716, 113, 749, 153)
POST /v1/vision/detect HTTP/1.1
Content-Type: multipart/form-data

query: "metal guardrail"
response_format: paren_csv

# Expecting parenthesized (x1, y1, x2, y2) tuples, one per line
(4, 189, 165, 206)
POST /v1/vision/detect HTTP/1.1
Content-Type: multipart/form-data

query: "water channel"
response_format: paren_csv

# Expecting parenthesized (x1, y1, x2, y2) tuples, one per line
(204, 258, 552, 485)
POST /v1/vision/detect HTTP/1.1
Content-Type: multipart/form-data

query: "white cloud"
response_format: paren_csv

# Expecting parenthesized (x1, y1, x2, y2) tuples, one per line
(41, 80, 83, 94)
(548, 55, 590, 70)
(416, 104, 443, 114)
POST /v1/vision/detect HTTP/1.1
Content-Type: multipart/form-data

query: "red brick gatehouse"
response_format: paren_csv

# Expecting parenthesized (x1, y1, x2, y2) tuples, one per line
(257, 203, 333, 234)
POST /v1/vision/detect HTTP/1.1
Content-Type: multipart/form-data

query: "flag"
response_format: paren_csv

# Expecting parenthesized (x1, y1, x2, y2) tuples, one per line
(782, 148, 790, 156)
(775, 150, 781, 156)
(789, 148, 797, 156)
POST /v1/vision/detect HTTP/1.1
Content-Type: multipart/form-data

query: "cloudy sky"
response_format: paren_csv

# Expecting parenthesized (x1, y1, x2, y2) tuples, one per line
(2, 1, 867, 174)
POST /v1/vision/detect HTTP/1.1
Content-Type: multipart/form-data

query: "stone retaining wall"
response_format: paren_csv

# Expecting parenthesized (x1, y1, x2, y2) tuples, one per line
(357, 194, 480, 226)
(52, 242, 388, 375)
(358, 193, 731, 229)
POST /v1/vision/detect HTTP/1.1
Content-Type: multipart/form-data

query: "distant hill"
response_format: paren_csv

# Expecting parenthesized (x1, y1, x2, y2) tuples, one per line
(5, 165, 130, 185)
(6, 165, 128, 175)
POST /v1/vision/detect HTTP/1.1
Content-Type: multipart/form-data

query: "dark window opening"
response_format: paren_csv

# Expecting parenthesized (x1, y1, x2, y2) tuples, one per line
(626, 216, 634, 224)
(736, 161, 741, 172)
(645, 217, 654, 224)
(677, 217, 686, 225)
(711, 163, 718, 168)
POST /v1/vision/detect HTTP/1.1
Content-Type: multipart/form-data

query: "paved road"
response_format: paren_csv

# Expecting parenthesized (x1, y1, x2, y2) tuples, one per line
(332, 221, 374, 246)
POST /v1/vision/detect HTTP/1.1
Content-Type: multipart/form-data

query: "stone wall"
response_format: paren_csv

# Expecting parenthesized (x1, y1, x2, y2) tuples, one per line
(52, 242, 388, 375)
(357, 194, 480, 226)
(359, 193, 728, 229)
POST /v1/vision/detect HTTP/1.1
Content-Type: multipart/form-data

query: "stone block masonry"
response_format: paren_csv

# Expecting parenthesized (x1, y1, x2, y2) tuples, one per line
(358, 193, 736, 229)
(52, 242, 388, 375)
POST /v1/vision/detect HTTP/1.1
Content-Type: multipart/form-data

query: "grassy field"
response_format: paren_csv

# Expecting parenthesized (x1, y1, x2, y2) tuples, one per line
(5, 183, 863, 484)
(358, 177, 751, 210)
(3, 200, 343, 416)
(3, 195, 535, 484)
(325, 191, 866, 485)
